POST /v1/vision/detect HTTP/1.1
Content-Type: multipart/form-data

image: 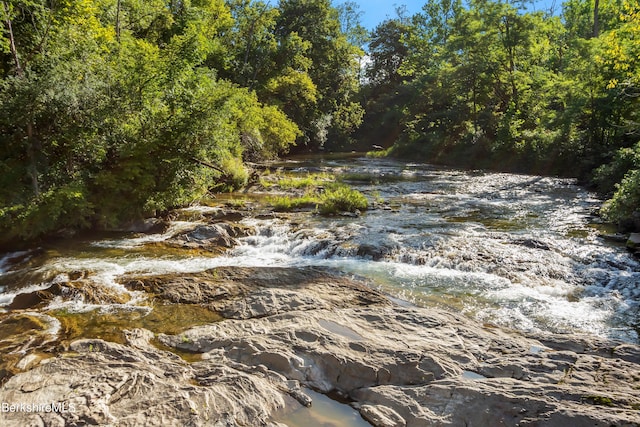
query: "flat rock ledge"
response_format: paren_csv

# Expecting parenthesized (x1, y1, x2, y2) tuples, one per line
(1, 267, 639, 427)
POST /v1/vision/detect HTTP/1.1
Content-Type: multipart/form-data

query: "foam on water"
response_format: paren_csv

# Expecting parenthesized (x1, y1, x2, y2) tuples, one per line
(2, 157, 638, 342)
(0, 251, 31, 273)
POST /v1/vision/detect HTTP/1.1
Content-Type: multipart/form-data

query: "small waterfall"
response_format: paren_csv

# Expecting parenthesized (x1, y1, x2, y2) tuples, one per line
(1, 157, 638, 342)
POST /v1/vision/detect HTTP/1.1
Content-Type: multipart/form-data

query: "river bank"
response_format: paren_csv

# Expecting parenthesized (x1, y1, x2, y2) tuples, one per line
(1, 157, 639, 425)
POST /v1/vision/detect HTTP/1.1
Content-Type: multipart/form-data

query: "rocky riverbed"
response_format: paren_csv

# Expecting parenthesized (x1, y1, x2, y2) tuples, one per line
(1, 265, 639, 426)
(2, 158, 640, 426)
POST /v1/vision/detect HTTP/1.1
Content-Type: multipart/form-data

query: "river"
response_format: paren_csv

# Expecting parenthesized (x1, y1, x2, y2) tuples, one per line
(1, 155, 639, 362)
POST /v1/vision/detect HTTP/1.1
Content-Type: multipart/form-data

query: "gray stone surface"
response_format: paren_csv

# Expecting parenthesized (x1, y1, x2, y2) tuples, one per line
(2, 267, 639, 426)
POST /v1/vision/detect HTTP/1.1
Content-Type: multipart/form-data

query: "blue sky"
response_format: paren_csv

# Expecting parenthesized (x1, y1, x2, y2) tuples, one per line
(340, 0, 562, 30)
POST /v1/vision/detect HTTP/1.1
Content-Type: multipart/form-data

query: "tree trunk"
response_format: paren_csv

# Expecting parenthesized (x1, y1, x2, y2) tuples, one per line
(116, 0, 121, 41)
(2, 1, 23, 77)
(593, 0, 600, 38)
(3, 1, 40, 196)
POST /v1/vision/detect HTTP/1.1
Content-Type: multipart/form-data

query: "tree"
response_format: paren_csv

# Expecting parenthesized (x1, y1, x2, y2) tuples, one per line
(0, 0, 300, 245)
(274, 0, 363, 149)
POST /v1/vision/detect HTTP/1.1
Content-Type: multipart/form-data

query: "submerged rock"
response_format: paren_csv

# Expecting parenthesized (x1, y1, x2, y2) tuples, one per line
(2, 267, 639, 426)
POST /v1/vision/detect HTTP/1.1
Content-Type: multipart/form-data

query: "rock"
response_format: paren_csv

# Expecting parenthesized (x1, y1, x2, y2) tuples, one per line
(124, 218, 169, 234)
(3, 267, 640, 427)
(512, 238, 551, 251)
(0, 332, 293, 427)
(122, 266, 390, 313)
(8, 278, 130, 310)
(360, 404, 406, 427)
(163, 223, 254, 252)
(627, 233, 640, 256)
(15, 354, 43, 371)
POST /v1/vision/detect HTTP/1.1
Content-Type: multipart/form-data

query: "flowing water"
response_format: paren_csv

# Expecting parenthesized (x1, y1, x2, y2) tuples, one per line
(1, 156, 639, 367)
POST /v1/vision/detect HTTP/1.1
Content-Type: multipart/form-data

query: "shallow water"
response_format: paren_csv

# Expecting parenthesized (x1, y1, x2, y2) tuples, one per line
(0, 156, 638, 347)
(274, 388, 370, 427)
(232, 157, 640, 341)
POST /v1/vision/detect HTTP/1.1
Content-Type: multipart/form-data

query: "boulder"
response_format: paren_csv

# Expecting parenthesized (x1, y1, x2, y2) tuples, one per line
(627, 233, 640, 256)
(163, 223, 254, 252)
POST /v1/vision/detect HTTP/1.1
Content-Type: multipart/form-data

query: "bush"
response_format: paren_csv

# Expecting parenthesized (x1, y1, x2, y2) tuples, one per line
(592, 142, 640, 196)
(268, 194, 319, 211)
(0, 183, 94, 245)
(216, 157, 249, 192)
(601, 168, 640, 226)
(319, 184, 368, 214)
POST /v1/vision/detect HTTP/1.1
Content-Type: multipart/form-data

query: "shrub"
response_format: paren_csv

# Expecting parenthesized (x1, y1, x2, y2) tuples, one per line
(601, 168, 640, 226)
(218, 157, 249, 192)
(319, 184, 368, 214)
(268, 194, 319, 211)
(592, 142, 640, 196)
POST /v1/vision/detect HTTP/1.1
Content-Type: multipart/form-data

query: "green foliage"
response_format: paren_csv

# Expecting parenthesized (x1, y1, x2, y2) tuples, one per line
(318, 184, 368, 214)
(0, 0, 315, 244)
(593, 142, 640, 195)
(217, 157, 250, 192)
(0, 183, 94, 242)
(261, 171, 366, 214)
(268, 193, 319, 211)
(601, 168, 640, 224)
(274, 0, 364, 149)
(261, 172, 333, 189)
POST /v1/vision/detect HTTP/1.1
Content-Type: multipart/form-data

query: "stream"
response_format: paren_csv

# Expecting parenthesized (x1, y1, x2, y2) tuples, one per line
(1, 155, 639, 367)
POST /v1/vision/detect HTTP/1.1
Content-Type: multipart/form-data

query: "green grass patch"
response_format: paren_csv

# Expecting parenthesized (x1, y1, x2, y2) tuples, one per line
(268, 194, 319, 212)
(260, 172, 333, 190)
(366, 147, 392, 158)
(319, 184, 368, 215)
(266, 183, 368, 214)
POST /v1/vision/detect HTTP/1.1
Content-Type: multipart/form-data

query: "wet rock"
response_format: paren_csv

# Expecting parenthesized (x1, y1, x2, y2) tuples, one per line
(0, 314, 58, 384)
(124, 218, 169, 234)
(8, 279, 130, 310)
(122, 266, 390, 314)
(6, 287, 53, 310)
(164, 222, 254, 252)
(3, 269, 640, 427)
(122, 270, 244, 304)
(512, 238, 551, 251)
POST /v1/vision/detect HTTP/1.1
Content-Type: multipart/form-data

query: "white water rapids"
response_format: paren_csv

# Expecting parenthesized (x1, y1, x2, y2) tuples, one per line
(1, 157, 639, 342)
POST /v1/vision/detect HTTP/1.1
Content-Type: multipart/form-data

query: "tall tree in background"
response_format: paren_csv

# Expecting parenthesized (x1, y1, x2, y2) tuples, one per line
(357, 13, 413, 148)
(275, 0, 364, 150)
(358, 0, 639, 226)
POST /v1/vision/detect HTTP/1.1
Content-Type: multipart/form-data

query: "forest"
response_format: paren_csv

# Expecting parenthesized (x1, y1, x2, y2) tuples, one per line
(1, 0, 639, 246)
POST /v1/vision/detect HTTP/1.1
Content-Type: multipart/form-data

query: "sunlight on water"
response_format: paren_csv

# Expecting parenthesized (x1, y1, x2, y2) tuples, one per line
(1, 157, 638, 343)
(274, 388, 370, 427)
